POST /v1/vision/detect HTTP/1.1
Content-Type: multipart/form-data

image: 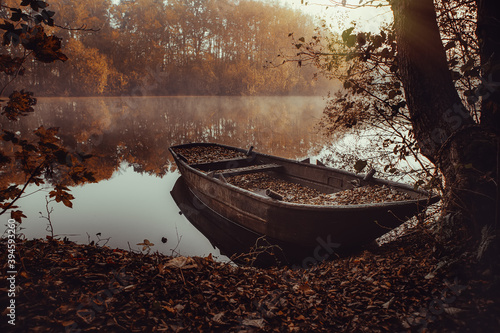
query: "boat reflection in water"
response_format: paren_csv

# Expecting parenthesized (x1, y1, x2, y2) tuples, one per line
(170, 177, 335, 268)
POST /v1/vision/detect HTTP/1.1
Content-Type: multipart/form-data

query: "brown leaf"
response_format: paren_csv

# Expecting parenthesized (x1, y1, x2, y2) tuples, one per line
(2, 90, 36, 120)
(162, 305, 176, 313)
(11, 209, 26, 223)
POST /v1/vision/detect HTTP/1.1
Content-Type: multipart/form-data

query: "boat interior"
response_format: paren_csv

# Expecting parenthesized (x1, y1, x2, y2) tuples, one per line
(172, 144, 425, 200)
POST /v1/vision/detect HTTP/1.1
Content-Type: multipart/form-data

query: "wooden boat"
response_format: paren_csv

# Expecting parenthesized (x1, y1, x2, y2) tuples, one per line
(169, 143, 440, 252)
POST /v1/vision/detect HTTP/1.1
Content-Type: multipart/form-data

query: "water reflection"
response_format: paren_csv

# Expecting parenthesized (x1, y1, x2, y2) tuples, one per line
(171, 177, 286, 267)
(170, 177, 339, 267)
(1, 96, 326, 257)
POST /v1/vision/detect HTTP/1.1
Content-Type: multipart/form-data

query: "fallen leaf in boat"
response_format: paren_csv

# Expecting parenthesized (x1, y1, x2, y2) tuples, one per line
(173, 146, 247, 164)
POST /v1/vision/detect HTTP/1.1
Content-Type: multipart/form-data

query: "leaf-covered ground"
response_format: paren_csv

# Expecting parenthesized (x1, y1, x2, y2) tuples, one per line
(1, 231, 498, 332)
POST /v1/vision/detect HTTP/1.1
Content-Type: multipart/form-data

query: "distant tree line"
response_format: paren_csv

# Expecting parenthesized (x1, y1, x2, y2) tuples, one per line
(1, 0, 329, 96)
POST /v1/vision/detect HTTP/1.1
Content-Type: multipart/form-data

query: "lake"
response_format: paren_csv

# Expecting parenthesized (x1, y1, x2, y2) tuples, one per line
(1, 96, 328, 262)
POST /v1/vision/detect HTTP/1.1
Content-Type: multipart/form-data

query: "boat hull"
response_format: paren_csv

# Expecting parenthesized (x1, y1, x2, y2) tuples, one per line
(170, 143, 439, 250)
(171, 177, 307, 266)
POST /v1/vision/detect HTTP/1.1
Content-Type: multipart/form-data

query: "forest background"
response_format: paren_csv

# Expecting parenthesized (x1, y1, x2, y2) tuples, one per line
(0, 0, 335, 97)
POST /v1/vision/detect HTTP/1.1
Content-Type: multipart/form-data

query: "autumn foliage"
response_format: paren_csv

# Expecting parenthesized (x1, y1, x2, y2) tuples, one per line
(2, 230, 498, 332)
(0, 0, 95, 222)
(1, 0, 331, 97)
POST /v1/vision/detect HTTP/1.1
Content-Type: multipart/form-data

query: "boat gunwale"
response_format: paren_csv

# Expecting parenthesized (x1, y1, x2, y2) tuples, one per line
(169, 142, 440, 211)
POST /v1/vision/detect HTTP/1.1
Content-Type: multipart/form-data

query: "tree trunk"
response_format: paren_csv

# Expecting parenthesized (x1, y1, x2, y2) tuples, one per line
(391, 0, 497, 250)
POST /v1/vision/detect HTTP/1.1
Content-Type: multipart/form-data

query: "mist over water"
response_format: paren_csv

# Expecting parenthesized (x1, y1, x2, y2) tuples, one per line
(3, 96, 327, 259)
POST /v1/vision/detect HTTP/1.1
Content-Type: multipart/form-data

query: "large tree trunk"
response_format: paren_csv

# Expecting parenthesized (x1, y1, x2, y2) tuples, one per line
(391, 0, 498, 252)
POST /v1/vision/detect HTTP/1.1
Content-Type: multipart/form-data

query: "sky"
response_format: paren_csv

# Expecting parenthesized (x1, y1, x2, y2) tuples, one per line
(277, 0, 393, 32)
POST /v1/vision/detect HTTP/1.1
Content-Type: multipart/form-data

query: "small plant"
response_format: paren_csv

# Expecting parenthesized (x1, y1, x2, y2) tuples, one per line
(86, 232, 111, 247)
(39, 195, 56, 238)
(137, 239, 155, 254)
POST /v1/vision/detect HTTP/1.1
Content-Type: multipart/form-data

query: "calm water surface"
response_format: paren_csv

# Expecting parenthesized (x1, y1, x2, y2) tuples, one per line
(3, 96, 327, 260)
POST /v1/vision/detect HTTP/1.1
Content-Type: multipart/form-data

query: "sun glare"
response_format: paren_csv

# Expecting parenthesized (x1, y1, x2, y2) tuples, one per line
(279, 0, 393, 32)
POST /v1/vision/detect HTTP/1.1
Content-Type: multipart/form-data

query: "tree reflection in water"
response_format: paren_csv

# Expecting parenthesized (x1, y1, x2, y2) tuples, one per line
(0, 96, 327, 257)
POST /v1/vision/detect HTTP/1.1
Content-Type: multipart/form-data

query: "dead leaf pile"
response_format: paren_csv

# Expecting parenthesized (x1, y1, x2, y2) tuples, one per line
(306, 185, 412, 206)
(228, 172, 322, 203)
(0, 233, 498, 332)
(228, 173, 412, 205)
(174, 146, 247, 164)
(174, 146, 415, 206)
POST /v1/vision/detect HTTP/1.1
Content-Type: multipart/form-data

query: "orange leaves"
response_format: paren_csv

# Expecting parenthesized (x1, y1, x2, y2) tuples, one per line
(33, 34, 67, 63)
(2, 4, 66, 62)
(0, 0, 68, 62)
(21, 26, 67, 63)
(173, 146, 247, 165)
(0, 2, 74, 224)
(0, 185, 22, 202)
(11, 209, 27, 223)
(295, 281, 314, 295)
(5, 232, 493, 332)
(68, 164, 96, 184)
(49, 185, 75, 208)
(0, 23, 66, 63)
(35, 125, 60, 144)
(0, 54, 25, 75)
(1, 122, 96, 219)
(20, 0, 49, 12)
(162, 304, 176, 314)
(1, 90, 36, 121)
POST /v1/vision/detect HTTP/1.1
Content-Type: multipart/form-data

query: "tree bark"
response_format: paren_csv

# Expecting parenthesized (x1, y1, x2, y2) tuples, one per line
(391, 0, 497, 246)
(391, 0, 474, 161)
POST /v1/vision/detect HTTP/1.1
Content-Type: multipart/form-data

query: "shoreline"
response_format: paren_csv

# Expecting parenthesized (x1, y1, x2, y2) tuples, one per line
(1, 232, 497, 332)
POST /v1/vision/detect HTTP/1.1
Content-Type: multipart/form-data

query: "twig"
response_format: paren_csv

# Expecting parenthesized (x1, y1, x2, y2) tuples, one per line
(0, 162, 44, 216)
(0, 50, 32, 97)
(127, 241, 140, 254)
(230, 236, 284, 267)
(170, 224, 183, 257)
(54, 23, 100, 32)
(39, 195, 55, 238)
(178, 268, 186, 285)
(95, 233, 111, 247)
